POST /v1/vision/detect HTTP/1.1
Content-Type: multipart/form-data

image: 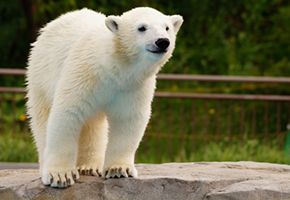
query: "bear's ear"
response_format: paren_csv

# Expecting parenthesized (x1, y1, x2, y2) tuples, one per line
(170, 15, 183, 35)
(106, 16, 121, 34)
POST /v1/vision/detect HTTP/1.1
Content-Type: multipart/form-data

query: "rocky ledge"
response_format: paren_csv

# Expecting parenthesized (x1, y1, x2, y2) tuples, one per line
(1, 161, 290, 199)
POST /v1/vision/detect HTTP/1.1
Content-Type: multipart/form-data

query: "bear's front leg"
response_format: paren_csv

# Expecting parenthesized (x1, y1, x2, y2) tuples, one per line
(103, 99, 151, 179)
(42, 105, 88, 188)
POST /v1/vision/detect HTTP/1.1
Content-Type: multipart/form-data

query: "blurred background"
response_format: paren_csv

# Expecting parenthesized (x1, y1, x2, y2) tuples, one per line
(1, 0, 290, 165)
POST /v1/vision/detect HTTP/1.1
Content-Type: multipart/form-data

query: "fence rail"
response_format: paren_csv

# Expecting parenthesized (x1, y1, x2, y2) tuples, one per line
(1, 68, 290, 82)
(0, 69, 26, 76)
(155, 92, 290, 101)
(157, 74, 290, 83)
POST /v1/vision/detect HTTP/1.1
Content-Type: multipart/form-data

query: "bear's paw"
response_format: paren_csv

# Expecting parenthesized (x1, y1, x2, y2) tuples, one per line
(77, 164, 102, 176)
(42, 168, 79, 188)
(103, 164, 137, 179)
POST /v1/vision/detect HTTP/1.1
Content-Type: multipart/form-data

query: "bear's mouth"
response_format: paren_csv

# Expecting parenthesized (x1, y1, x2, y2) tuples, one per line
(147, 49, 167, 54)
(146, 43, 168, 55)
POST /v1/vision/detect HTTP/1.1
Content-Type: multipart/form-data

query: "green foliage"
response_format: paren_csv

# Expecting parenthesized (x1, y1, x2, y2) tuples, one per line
(1, 0, 290, 79)
(0, 0, 29, 70)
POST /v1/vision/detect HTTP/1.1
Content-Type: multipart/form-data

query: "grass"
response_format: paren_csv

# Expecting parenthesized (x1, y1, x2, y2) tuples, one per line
(0, 134, 38, 163)
(136, 132, 290, 165)
(1, 133, 289, 166)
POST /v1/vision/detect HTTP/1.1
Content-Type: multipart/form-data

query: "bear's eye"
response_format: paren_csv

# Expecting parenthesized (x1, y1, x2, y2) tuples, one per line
(138, 26, 147, 32)
(166, 26, 169, 31)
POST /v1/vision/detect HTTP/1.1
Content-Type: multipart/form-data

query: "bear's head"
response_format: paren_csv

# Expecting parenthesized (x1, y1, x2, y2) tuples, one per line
(105, 7, 183, 67)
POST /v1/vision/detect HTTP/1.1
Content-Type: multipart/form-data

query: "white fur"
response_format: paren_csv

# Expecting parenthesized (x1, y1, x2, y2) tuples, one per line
(26, 7, 183, 188)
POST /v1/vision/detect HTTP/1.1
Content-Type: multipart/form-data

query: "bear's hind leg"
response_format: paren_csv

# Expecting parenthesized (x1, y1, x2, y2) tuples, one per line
(26, 91, 50, 175)
(77, 111, 108, 176)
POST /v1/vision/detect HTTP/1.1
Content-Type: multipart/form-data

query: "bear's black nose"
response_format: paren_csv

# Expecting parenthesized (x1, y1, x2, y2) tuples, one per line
(155, 38, 170, 50)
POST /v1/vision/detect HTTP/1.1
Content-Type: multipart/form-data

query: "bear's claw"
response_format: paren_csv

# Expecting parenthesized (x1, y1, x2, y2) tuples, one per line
(103, 165, 137, 179)
(77, 165, 102, 176)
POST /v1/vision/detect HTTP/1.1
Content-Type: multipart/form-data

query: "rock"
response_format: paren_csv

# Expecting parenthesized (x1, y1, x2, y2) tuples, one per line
(1, 161, 290, 199)
(0, 162, 38, 170)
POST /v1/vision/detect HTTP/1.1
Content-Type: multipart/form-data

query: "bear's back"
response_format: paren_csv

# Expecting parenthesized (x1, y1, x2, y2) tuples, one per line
(27, 9, 107, 103)
(35, 8, 106, 52)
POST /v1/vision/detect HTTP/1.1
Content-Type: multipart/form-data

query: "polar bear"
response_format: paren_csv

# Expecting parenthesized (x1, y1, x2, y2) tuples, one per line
(26, 7, 183, 188)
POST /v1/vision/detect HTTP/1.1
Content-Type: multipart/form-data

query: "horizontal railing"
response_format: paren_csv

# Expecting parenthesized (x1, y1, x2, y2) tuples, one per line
(0, 69, 26, 93)
(1, 68, 290, 82)
(157, 74, 290, 83)
(0, 69, 26, 75)
(1, 69, 290, 96)
(155, 93, 290, 101)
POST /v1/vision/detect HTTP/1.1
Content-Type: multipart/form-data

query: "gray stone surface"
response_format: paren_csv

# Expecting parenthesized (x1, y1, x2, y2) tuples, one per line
(0, 162, 39, 170)
(1, 161, 290, 199)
